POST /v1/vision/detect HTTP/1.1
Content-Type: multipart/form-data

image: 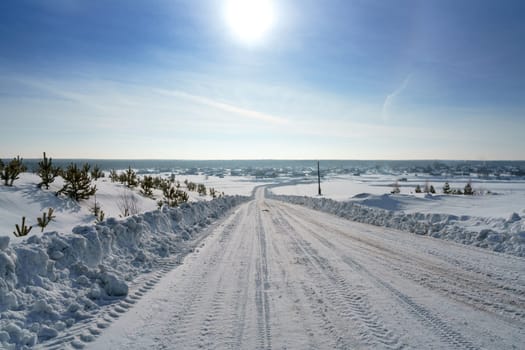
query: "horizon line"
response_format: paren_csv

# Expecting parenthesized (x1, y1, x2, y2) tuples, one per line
(5, 157, 525, 162)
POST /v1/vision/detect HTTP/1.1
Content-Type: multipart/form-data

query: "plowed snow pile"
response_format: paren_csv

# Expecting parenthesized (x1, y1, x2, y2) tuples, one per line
(0, 196, 248, 349)
(268, 191, 525, 257)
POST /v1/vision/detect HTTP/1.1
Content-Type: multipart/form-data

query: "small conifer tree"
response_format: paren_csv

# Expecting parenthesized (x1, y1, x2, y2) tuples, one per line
(95, 210, 105, 223)
(1, 156, 26, 186)
(391, 181, 400, 194)
(443, 182, 451, 194)
(123, 166, 138, 188)
(162, 186, 189, 207)
(140, 175, 154, 197)
(90, 194, 101, 216)
(37, 152, 60, 189)
(37, 208, 56, 232)
(464, 181, 474, 195)
(91, 164, 104, 180)
(197, 183, 207, 196)
(13, 216, 32, 237)
(109, 169, 119, 182)
(415, 184, 422, 193)
(57, 163, 97, 201)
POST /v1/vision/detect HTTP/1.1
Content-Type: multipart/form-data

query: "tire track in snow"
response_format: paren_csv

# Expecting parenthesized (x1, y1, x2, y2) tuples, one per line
(276, 200, 480, 350)
(165, 207, 247, 349)
(43, 205, 247, 350)
(280, 202, 525, 324)
(343, 255, 479, 350)
(254, 202, 273, 350)
(271, 205, 403, 350)
(265, 213, 321, 350)
(198, 202, 259, 350)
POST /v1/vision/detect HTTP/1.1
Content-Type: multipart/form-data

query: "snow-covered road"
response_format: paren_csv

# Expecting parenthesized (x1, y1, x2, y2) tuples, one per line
(84, 188, 524, 349)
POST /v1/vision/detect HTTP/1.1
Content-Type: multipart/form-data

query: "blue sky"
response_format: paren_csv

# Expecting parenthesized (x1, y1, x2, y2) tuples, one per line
(0, 0, 524, 159)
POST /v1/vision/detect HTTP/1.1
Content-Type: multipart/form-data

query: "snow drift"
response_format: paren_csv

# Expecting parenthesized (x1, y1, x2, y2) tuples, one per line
(268, 191, 525, 257)
(0, 196, 248, 349)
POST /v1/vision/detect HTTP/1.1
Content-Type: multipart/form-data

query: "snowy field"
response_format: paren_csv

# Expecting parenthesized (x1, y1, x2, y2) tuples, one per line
(1, 169, 525, 349)
(272, 174, 525, 217)
(0, 173, 267, 240)
(270, 175, 525, 257)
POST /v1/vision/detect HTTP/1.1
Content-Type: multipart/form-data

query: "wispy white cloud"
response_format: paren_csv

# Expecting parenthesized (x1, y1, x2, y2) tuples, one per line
(381, 74, 411, 122)
(155, 88, 288, 125)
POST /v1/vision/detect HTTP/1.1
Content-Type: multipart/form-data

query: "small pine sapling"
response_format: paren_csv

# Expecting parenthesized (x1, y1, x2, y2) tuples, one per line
(162, 186, 178, 207)
(140, 175, 154, 197)
(429, 185, 436, 194)
(464, 181, 474, 195)
(13, 216, 32, 237)
(37, 208, 56, 232)
(162, 186, 189, 207)
(91, 164, 104, 180)
(391, 181, 400, 194)
(415, 184, 422, 193)
(57, 163, 97, 201)
(1, 156, 27, 186)
(159, 178, 170, 192)
(109, 169, 119, 182)
(152, 176, 163, 189)
(95, 210, 105, 223)
(90, 194, 101, 216)
(123, 166, 138, 188)
(37, 152, 60, 189)
(186, 181, 197, 192)
(197, 183, 207, 196)
(443, 182, 451, 194)
(176, 189, 189, 203)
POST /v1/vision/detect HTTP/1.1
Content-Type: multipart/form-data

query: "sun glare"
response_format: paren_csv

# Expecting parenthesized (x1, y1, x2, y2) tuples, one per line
(224, 0, 274, 44)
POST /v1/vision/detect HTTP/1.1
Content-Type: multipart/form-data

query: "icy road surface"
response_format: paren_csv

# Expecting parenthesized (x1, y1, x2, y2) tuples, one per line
(86, 188, 524, 349)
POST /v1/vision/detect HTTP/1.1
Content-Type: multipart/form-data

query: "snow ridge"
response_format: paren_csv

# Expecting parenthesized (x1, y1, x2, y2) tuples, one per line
(268, 191, 525, 257)
(0, 195, 248, 349)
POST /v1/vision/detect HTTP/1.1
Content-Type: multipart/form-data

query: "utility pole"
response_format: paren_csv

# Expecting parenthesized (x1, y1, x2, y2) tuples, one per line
(317, 161, 322, 196)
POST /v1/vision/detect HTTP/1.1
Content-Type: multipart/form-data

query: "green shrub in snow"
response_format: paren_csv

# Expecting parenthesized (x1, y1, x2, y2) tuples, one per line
(13, 216, 32, 237)
(140, 175, 154, 197)
(119, 166, 138, 188)
(37, 208, 56, 232)
(57, 163, 97, 201)
(90, 164, 104, 180)
(37, 152, 60, 189)
(464, 182, 474, 195)
(1, 156, 26, 186)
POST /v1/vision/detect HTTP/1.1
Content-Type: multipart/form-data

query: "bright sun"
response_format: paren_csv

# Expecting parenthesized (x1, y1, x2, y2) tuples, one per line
(224, 0, 274, 44)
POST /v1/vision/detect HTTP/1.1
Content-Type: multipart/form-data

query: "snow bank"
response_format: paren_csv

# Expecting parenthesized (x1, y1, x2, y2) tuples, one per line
(268, 191, 525, 257)
(0, 195, 248, 349)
